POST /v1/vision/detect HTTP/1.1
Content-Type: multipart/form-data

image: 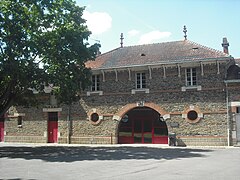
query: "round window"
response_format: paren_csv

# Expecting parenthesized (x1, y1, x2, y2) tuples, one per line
(187, 110, 198, 121)
(91, 113, 99, 122)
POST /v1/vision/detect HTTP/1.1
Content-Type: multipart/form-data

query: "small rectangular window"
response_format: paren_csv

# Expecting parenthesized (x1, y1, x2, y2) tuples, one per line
(136, 72, 146, 89)
(237, 107, 240, 114)
(18, 116, 23, 126)
(91, 75, 100, 91)
(186, 68, 197, 86)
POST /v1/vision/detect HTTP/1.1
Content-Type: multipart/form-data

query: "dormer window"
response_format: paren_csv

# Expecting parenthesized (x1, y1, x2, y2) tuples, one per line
(91, 75, 100, 91)
(136, 72, 146, 89)
(186, 68, 197, 86)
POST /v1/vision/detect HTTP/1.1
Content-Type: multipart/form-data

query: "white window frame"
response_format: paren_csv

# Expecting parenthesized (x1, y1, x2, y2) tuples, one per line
(186, 68, 197, 86)
(181, 68, 201, 91)
(91, 75, 100, 91)
(131, 72, 149, 94)
(87, 75, 103, 96)
(135, 72, 146, 89)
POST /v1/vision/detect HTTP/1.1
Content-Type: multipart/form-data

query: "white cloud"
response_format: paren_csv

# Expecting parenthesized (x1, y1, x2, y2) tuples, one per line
(138, 31, 171, 44)
(127, 29, 140, 37)
(83, 11, 112, 35)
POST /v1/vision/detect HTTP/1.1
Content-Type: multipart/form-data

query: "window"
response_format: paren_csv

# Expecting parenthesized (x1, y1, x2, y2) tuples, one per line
(18, 116, 23, 127)
(87, 75, 103, 96)
(132, 72, 149, 94)
(187, 110, 198, 121)
(237, 107, 240, 114)
(89, 112, 103, 125)
(90, 113, 99, 122)
(136, 72, 146, 89)
(183, 107, 203, 124)
(91, 75, 100, 91)
(186, 68, 197, 86)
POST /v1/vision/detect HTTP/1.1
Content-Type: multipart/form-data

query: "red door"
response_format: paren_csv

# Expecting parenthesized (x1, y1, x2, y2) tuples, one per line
(0, 122, 4, 142)
(48, 112, 58, 143)
(133, 118, 152, 144)
(152, 119, 168, 144)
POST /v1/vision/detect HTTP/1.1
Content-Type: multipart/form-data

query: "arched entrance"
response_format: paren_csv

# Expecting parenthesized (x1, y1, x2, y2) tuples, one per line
(118, 107, 168, 144)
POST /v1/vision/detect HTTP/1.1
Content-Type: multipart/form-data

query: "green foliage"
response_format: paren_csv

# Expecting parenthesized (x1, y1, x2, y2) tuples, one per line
(0, 0, 100, 116)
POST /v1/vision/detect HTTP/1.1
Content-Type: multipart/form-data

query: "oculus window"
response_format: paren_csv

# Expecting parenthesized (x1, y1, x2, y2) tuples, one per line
(90, 113, 99, 122)
(187, 110, 198, 121)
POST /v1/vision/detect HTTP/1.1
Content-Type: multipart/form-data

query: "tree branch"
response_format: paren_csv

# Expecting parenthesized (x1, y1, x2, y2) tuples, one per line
(0, 94, 15, 117)
(0, 79, 17, 103)
(0, 45, 4, 55)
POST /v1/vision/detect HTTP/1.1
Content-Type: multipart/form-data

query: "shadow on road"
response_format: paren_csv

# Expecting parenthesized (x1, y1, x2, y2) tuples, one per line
(0, 145, 211, 162)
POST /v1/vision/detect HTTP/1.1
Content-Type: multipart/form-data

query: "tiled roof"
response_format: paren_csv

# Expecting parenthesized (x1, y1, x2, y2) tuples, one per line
(86, 40, 231, 70)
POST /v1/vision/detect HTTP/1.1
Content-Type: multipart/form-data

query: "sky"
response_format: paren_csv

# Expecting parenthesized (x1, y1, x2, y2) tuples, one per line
(76, 0, 240, 58)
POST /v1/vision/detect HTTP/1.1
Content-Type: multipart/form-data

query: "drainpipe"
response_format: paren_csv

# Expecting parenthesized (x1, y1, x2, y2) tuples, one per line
(225, 82, 230, 146)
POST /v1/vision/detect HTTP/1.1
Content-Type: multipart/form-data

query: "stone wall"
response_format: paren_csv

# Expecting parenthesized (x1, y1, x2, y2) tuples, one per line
(75, 63, 229, 146)
(5, 106, 47, 143)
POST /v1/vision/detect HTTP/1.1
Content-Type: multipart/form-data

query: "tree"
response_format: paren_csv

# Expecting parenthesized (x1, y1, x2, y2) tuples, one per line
(0, 0, 100, 117)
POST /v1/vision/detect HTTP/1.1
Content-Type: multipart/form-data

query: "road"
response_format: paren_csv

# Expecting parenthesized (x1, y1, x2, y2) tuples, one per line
(0, 143, 240, 180)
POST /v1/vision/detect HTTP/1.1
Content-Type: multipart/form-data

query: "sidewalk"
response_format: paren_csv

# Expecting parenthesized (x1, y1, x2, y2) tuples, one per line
(0, 141, 234, 149)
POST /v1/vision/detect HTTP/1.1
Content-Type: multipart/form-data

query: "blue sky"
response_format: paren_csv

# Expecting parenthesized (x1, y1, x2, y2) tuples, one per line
(76, 0, 240, 58)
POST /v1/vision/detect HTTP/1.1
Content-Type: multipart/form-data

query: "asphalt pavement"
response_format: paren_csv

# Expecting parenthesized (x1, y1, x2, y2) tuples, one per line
(0, 143, 240, 180)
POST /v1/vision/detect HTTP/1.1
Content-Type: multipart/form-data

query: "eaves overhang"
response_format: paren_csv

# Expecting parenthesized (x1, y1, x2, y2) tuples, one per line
(90, 56, 232, 72)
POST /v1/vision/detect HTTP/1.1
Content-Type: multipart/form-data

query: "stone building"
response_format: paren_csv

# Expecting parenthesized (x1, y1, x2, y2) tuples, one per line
(1, 36, 240, 146)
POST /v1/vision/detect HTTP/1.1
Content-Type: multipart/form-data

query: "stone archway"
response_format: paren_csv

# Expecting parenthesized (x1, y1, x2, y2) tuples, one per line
(113, 102, 170, 121)
(115, 103, 169, 144)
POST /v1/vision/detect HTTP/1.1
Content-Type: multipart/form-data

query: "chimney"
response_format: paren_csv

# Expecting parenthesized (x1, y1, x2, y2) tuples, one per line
(222, 37, 229, 54)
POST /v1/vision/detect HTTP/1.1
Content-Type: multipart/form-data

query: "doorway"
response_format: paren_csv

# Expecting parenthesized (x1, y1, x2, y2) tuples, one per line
(118, 107, 168, 144)
(48, 112, 58, 143)
(0, 116, 4, 142)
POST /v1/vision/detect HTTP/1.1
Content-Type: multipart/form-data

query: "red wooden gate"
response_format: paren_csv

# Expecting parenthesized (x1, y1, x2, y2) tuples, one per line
(118, 107, 168, 144)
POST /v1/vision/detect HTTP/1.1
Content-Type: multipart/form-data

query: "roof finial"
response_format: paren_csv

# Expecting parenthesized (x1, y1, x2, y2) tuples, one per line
(222, 37, 229, 54)
(120, 33, 124, 48)
(183, 25, 187, 40)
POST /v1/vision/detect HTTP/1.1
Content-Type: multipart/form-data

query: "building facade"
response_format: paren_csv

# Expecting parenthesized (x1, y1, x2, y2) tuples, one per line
(1, 39, 240, 146)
